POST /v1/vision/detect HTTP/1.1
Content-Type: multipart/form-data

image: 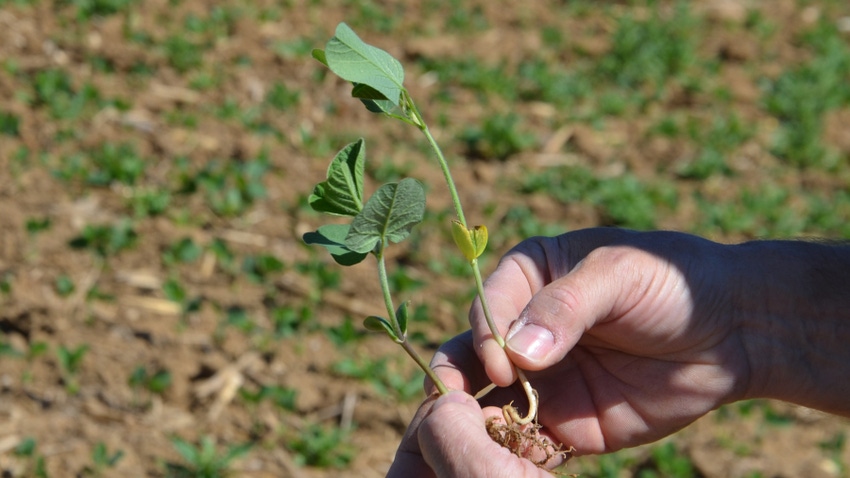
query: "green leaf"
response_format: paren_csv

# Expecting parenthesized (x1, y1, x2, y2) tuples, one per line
(171, 437, 199, 464)
(220, 442, 253, 464)
(303, 224, 368, 266)
(351, 84, 397, 114)
(312, 48, 328, 67)
(451, 220, 488, 262)
(325, 23, 405, 106)
(361, 98, 397, 114)
(309, 139, 366, 216)
(350, 83, 388, 100)
(363, 315, 398, 341)
(395, 301, 410, 337)
(345, 178, 426, 254)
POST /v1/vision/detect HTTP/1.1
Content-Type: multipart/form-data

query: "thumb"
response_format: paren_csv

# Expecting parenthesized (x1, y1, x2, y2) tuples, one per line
(504, 247, 628, 370)
(418, 391, 489, 476)
(418, 391, 553, 477)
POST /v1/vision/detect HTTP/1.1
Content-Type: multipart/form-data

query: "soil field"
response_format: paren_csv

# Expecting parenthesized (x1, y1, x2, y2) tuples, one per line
(0, 0, 849, 476)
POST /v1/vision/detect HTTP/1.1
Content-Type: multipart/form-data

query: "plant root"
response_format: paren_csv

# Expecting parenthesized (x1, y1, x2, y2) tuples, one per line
(485, 412, 575, 471)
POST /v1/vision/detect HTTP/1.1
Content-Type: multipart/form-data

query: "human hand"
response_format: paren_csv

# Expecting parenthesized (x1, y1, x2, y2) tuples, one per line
(389, 228, 752, 477)
(472, 228, 750, 454)
(388, 331, 568, 478)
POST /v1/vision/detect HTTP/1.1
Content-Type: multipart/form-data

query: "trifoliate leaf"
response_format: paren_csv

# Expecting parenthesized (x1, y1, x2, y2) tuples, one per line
(344, 178, 426, 254)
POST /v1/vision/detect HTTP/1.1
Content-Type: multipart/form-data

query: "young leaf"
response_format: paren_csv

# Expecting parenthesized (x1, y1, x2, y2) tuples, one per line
(308, 139, 366, 216)
(312, 48, 328, 67)
(303, 224, 368, 266)
(395, 301, 410, 337)
(325, 23, 405, 106)
(363, 315, 398, 341)
(350, 83, 388, 101)
(451, 221, 488, 262)
(345, 178, 426, 254)
(351, 84, 397, 114)
(361, 98, 397, 114)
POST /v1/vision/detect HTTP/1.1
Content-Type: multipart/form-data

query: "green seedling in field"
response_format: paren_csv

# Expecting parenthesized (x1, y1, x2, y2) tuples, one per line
(167, 435, 251, 478)
(460, 112, 536, 161)
(0, 271, 13, 295)
(130, 188, 171, 217)
(637, 442, 698, 478)
(287, 422, 353, 469)
(82, 442, 125, 477)
(129, 364, 171, 409)
(325, 316, 365, 347)
(56, 344, 88, 394)
(819, 432, 847, 476)
(333, 355, 423, 401)
(163, 238, 203, 266)
(25, 217, 52, 235)
(305, 23, 567, 464)
(163, 278, 202, 315)
(241, 253, 284, 283)
(54, 274, 75, 297)
(270, 305, 313, 338)
(129, 365, 172, 396)
(69, 219, 138, 257)
(239, 384, 297, 411)
(14, 437, 49, 478)
(0, 110, 20, 136)
(239, 384, 297, 437)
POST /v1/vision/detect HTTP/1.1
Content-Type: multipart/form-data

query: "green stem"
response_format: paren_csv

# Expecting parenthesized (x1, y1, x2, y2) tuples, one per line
(375, 242, 399, 336)
(409, 94, 503, 347)
(376, 241, 449, 395)
(407, 95, 467, 227)
(471, 259, 505, 348)
(406, 91, 536, 421)
(401, 340, 448, 395)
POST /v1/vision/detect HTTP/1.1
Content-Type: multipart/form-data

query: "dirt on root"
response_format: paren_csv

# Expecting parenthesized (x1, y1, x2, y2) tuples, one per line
(0, 0, 849, 477)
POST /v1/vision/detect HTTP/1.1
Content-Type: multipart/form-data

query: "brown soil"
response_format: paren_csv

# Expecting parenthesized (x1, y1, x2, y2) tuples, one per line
(486, 414, 574, 470)
(0, 0, 849, 477)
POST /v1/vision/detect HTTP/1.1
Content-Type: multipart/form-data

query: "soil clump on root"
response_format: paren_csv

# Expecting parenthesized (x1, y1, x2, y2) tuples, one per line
(485, 415, 575, 471)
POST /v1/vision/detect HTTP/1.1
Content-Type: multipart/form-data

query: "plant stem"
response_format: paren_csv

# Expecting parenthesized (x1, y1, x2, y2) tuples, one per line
(401, 340, 448, 395)
(406, 94, 537, 422)
(376, 242, 400, 336)
(376, 241, 449, 395)
(407, 96, 467, 227)
(471, 259, 504, 348)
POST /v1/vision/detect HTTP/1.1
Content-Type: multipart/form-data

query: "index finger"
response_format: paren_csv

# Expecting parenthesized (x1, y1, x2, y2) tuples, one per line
(470, 238, 558, 387)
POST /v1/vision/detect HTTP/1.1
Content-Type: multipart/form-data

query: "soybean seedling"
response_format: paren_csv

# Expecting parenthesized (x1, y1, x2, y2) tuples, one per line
(304, 23, 567, 465)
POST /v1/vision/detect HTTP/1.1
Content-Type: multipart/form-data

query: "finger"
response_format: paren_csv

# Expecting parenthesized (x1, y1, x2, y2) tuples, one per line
(505, 245, 642, 370)
(390, 331, 537, 478)
(386, 392, 439, 478)
(470, 230, 638, 386)
(426, 330, 495, 395)
(470, 238, 563, 387)
(418, 391, 555, 478)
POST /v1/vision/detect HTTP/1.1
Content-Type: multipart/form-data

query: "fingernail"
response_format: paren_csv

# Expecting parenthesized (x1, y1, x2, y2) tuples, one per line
(506, 323, 554, 363)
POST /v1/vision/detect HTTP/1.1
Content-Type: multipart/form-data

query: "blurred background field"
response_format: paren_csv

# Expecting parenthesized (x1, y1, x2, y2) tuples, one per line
(0, 0, 849, 476)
